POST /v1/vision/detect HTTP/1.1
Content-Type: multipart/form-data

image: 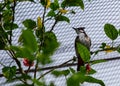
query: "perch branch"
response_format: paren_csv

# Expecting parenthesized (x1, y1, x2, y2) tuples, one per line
(37, 58, 74, 80)
(1, 56, 120, 77)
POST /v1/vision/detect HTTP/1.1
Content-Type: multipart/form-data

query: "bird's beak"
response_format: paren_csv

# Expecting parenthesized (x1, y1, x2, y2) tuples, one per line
(72, 27, 76, 30)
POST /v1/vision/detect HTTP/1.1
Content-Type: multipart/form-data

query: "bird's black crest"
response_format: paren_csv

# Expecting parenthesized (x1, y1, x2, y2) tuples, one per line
(72, 27, 85, 30)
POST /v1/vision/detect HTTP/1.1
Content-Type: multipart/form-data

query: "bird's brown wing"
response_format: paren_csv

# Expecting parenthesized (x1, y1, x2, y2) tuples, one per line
(85, 36, 91, 50)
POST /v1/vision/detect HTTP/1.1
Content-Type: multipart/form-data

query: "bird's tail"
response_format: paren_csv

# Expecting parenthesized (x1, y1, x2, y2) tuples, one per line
(77, 57, 84, 71)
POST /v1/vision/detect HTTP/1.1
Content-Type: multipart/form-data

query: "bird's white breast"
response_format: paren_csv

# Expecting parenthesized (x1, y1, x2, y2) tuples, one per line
(78, 33, 86, 43)
(78, 33, 91, 48)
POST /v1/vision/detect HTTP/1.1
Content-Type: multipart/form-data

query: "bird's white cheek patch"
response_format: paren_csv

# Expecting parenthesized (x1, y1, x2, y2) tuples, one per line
(79, 30, 84, 33)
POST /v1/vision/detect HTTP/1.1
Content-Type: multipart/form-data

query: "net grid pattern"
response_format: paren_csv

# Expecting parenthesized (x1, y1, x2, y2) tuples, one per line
(0, 0, 120, 86)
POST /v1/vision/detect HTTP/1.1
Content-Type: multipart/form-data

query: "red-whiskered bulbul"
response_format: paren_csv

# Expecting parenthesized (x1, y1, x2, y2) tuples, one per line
(73, 27, 91, 71)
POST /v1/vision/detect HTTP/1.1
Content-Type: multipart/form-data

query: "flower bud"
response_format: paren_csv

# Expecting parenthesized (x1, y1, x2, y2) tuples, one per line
(23, 58, 34, 67)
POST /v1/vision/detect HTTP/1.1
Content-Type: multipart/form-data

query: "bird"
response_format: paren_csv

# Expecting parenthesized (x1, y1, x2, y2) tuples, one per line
(73, 27, 91, 71)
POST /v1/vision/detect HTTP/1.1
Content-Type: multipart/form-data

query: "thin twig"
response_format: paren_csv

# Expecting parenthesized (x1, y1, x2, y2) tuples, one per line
(44, 17, 53, 22)
(91, 47, 117, 55)
(42, 5, 46, 29)
(50, 20, 58, 32)
(25, 66, 31, 74)
(1, 0, 24, 75)
(34, 60, 38, 79)
(9, 0, 16, 45)
(0, 1, 7, 11)
(9, 59, 15, 66)
(0, 62, 6, 67)
(1, 33, 24, 75)
(9, 49, 24, 74)
(15, 76, 29, 85)
(50, 12, 61, 32)
(0, 32, 23, 74)
(37, 58, 74, 80)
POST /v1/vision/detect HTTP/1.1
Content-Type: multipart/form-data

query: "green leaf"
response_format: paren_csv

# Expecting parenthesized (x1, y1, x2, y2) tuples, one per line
(67, 72, 105, 86)
(49, 82, 55, 86)
(32, 79, 46, 86)
(99, 43, 106, 49)
(42, 31, 59, 55)
(61, 0, 84, 10)
(0, 29, 8, 39)
(76, 43, 91, 62)
(70, 10, 76, 14)
(91, 59, 106, 65)
(15, 75, 31, 85)
(11, 46, 34, 60)
(22, 19, 36, 30)
(50, 0, 59, 11)
(57, 15, 70, 23)
(35, 26, 45, 39)
(40, 0, 46, 6)
(117, 47, 120, 53)
(118, 29, 120, 35)
(52, 70, 61, 77)
(0, 34, 6, 50)
(0, 27, 8, 50)
(22, 29, 38, 52)
(67, 72, 85, 86)
(52, 70, 62, 77)
(84, 76, 105, 86)
(16, 74, 31, 80)
(2, 9, 12, 22)
(36, 53, 52, 65)
(18, 33, 23, 43)
(80, 66, 86, 74)
(54, 0, 59, 7)
(0, 38, 6, 50)
(87, 68, 96, 75)
(104, 23, 118, 40)
(2, 66, 16, 81)
(80, 66, 96, 75)
(69, 67, 76, 74)
(47, 10, 56, 17)
(4, 23, 18, 30)
(52, 70, 70, 77)
(62, 70, 70, 76)
(78, 0, 84, 10)
(94, 51, 99, 55)
(10, 46, 23, 57)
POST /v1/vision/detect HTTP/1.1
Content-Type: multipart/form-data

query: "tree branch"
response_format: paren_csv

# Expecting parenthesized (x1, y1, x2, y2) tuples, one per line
(0, 35, 24, 75)
(8, 49, 24, 74)
(50, 12, 61, 32)
(34, 60, 39, 79)
(50, 19, 58, 32)
(9, 0, 16, 45)
(1, 56, 120, 77)
(91, 47, 117, 55)
(37, 58, 74, 80)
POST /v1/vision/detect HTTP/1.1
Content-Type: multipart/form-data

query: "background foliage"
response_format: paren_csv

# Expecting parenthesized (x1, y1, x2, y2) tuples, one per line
(0, 0, 119, 86)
